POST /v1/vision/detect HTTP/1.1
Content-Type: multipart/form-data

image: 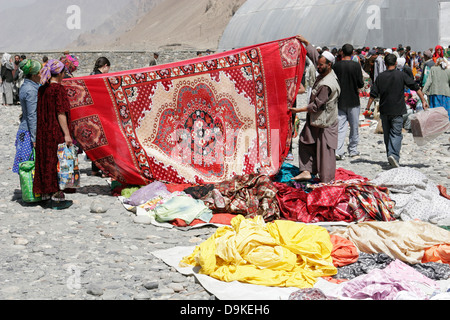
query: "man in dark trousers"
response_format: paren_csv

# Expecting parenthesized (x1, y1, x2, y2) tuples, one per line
(366, 54, 428, 168)
(333, 43, 365, 160)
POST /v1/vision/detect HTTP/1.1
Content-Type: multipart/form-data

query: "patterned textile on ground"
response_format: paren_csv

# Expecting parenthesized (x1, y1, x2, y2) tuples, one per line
(199, 174, 281, 222)
(331, 220, 450, 265)
(180, 215, 337, 289)
(337, 259, 442, 300)
(371, 167, 450, 223)
(274, 176, 395, 224)
(63, 37, 306, 186)
(333, 252, 450, 281)
(289, 288, 337, 300)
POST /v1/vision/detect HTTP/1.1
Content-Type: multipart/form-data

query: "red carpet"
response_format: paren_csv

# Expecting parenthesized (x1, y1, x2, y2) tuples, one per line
(64, 37, 306, 185)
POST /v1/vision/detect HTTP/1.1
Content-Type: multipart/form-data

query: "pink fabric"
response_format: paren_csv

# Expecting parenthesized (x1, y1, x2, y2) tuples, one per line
(340, 260, 439, 300)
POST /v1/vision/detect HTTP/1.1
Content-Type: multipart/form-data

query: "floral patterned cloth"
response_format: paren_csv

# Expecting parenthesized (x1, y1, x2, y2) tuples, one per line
(200, 174, 280, 222)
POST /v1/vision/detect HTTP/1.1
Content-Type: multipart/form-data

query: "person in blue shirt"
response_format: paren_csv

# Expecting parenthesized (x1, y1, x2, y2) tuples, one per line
(12, 59, 42, 174)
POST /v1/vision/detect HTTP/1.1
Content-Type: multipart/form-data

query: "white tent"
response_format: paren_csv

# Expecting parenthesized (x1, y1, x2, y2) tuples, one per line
(219, 0, 450, 51)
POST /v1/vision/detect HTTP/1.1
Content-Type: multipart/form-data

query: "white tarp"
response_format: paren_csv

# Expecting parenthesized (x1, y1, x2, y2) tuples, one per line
(440, 2, 450, 47)
(219, 0, 450, 52)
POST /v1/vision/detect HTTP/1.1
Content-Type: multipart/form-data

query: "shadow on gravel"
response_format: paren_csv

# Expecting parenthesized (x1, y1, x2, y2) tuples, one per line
(350, 158, 431, 170)
(350, 158, 391, 169)
(75, 185, 113, 196)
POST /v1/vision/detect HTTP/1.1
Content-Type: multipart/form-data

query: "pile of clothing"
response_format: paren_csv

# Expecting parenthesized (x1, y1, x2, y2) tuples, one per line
(117, 165, 450, 300)
(179, 217, 449, 300)
(118, 166, 405, 227)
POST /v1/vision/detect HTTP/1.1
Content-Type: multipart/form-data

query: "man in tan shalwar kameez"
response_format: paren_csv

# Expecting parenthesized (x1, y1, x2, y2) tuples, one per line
(290, 35, 341, 183)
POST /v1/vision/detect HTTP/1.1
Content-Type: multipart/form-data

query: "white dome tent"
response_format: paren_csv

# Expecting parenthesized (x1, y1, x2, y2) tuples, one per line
(218, 0, 450, 51)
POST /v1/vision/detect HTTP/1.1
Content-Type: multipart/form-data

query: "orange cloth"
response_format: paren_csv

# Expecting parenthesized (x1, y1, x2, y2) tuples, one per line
(165, 184, 194, 193)
(171, 213, 236, 227)
(422, 244, 450, 265)
(330, 235, 359, 267)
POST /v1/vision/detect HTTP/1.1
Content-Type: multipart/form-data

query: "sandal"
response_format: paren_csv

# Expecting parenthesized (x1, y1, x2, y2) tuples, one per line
(91, 171, 107, 178)
(50, 199, 73, 210)
(49, 192, 73, 210)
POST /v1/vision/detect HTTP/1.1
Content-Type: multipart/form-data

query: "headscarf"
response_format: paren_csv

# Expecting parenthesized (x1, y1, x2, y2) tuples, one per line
(39, 59, 65, 85)
(60, 54, 79, 76)
(397, 57, 406, 70)
(19, 59, 42, 76)
(1, 53, 11, 66)
(433, 45, 444, 62)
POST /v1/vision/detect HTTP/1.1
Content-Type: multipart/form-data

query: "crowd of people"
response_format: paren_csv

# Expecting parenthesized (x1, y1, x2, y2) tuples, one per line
(289, 36, 450, 183)
(3, 37, 450, 210)
(5, 51, 111, 210)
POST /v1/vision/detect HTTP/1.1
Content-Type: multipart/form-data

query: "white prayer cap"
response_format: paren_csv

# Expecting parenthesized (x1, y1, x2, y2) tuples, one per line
(321, 51, 335, 64)
(385, 48, 393, 54)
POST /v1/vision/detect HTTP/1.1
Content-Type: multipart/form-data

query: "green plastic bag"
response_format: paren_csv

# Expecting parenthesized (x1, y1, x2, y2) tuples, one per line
(19, 149, 42, 203)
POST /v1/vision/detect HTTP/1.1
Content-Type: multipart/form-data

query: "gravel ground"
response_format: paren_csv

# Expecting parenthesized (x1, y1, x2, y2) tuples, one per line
(0, 95, 448, 300)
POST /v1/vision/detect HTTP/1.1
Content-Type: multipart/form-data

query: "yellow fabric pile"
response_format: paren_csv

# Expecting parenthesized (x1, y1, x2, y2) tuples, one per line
(180, 215, 337, 288)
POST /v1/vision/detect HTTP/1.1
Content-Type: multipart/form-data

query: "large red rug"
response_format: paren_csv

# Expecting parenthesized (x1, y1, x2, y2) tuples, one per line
(63, 37, 306, 185)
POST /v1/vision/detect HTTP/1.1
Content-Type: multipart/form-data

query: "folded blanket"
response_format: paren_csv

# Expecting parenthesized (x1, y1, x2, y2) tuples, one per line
(332, 220, 450, 264)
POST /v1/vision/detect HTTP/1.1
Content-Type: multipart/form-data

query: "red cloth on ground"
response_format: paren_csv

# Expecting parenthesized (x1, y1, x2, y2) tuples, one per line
(171, 213, 236, 227)
(438, 185, 450, 200)
(274, 169, 393, 223)
(64, 37, 306, 186)
(165, 184, 194, 193)
(335, 168, 369, 181)
(274, 182, 309, 222)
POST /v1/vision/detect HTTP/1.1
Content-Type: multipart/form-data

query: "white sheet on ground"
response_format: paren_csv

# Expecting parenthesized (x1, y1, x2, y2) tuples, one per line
(151, 246, 299, 300)
(372, 168, 450, 224)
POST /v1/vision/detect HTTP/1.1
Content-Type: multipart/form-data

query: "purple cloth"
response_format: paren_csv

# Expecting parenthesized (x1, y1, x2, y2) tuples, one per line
(125, 181, 171, 207)
(40, 59, 65, 85)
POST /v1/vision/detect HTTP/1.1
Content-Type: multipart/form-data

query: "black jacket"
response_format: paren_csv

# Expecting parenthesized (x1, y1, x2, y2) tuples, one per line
(370, 69, 420, 116)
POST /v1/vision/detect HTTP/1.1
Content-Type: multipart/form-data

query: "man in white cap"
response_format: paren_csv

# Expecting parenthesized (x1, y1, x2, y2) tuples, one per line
(289, 35, 341, 183)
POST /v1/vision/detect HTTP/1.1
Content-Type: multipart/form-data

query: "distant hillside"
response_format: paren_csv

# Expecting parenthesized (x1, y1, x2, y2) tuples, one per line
(68, 0, 166, 50)
(2, 0, 246, 53)
(74, 0, 247, 52)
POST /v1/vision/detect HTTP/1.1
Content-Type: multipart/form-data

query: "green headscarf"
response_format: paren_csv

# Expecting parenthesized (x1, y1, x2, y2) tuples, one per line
(19, 59, 42, 76)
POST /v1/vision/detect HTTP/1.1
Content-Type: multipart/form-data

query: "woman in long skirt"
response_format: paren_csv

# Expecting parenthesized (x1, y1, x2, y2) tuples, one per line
(12, 59, 42, 176)
(33, 59, 74, 210)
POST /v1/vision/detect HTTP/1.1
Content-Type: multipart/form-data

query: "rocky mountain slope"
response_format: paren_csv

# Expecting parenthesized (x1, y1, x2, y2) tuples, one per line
(71, 0, 247, 52)
(1, 0, 246, 52)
